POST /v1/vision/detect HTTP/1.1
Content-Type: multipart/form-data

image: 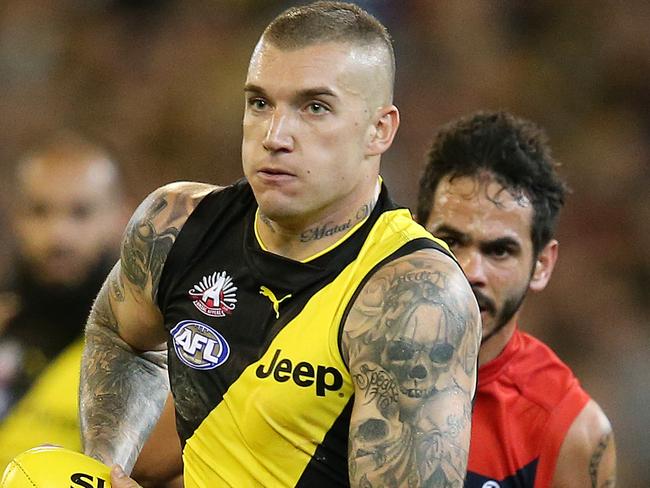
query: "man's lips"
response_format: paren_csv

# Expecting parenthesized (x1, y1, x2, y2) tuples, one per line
(256, 167, 296, 182)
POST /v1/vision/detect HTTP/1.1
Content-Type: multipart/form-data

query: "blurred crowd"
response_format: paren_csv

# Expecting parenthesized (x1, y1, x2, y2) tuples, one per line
(0, 0, 647, 485)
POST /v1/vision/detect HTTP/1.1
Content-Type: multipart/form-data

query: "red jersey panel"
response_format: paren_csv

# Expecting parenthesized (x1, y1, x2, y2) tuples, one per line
(465, 328, 590, 488)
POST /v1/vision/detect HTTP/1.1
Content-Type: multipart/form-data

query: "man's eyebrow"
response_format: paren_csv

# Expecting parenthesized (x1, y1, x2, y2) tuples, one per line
(481, 236, 521, 249)
(430, 224, 465, 238)
(244, 83, 266, 95)
(431, 224, 521, 247)
(297, 87, 338, 99)
(243, 84, 338, 99)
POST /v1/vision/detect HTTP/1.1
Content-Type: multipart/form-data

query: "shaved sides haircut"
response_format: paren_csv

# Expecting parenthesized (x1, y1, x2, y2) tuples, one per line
(263, 1, 395, 96)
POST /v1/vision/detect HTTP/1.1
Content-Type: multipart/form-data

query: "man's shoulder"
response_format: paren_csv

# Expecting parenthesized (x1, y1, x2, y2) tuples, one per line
(129, 181, 221, 233)
(145, 181, 220, 211)
(515, 330, 576, 376)
(500, 330, 590, 412)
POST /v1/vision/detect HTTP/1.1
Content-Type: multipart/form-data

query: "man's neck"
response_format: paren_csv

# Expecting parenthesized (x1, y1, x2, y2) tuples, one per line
(478, 317, 518, 367)
(256, 179, 381, 261)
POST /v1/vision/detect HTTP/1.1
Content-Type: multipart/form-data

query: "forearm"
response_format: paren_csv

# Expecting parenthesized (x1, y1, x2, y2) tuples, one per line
(79, 289, 169, 472)
(349, 369, 472, 487)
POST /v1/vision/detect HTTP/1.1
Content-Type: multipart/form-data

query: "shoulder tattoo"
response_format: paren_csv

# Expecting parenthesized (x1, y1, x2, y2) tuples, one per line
(346, 252, 480, 487)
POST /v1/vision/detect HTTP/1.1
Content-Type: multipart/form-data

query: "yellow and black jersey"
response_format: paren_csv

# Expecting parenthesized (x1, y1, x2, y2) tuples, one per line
(157, 179, 451, 487)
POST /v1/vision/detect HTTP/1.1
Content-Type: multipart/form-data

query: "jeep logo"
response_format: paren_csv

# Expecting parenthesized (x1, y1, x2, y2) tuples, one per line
(256, 349, 343, 396)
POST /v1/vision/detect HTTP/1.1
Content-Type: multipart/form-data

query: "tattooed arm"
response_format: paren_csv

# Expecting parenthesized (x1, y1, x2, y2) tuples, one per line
(343, 249, 480, 487)
(79, 182, 216, 472)
(552, 400, 616, 487)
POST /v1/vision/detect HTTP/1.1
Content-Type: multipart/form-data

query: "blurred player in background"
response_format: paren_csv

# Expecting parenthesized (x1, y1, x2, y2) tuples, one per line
(417, 111, 616, 487)
(0, 132, 127, 464)
(0, 133, 181, 487)
(80, 2, 480, 487)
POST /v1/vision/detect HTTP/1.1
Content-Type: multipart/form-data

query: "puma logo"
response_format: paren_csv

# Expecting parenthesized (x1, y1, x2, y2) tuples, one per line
(259, 286, 292, 319)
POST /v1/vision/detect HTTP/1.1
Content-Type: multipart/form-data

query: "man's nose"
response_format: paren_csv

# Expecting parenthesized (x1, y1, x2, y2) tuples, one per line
(458, 250, 487, 288)
(262, 110, 294, 153)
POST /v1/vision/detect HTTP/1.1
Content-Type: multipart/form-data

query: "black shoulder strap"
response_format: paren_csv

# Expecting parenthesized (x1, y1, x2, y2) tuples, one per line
(156, 180, 254, 311)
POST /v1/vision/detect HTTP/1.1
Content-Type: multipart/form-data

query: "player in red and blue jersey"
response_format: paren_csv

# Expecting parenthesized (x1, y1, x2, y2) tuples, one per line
(417, 111, 617, 488)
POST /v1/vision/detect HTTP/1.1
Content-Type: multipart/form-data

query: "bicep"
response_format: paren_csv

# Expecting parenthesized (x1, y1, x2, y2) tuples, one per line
(98, 182, 215, 350)
(344, 249, 480, 487)
(105, 261, 167, 351)
(552, 400, 616, 488)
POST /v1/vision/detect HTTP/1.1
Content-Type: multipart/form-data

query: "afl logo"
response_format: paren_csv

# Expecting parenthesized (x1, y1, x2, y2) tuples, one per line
(189, 271, 238, 317)
(482, 482, 500, 488)
(171, 320, 230, 370)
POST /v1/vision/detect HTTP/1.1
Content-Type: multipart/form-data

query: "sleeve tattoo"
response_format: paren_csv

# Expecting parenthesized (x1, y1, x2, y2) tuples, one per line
(80, 188, 194, 471)
(121, 195, 182, 300)
(345, 252, 480, 487)
(80, 275, 168, 471)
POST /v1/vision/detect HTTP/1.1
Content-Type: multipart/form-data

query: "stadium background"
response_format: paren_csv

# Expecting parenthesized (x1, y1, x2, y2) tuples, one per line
(0, 0, 647, 485)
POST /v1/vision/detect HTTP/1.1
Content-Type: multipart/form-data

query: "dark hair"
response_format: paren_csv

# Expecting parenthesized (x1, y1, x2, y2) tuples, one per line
(263, 1, 394, 87)
(417, 111, 568, 255)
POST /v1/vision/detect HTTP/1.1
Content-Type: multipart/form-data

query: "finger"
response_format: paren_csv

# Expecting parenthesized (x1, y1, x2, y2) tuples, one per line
(111, 465, 143, 488)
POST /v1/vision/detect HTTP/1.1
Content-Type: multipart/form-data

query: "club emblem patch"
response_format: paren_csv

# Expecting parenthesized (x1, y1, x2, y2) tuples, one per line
(189, 271, 238, 317)
(171, 320, 230, 370)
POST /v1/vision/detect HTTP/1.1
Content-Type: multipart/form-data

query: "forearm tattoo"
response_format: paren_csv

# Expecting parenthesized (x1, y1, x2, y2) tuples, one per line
(345, 252, 479, 487)
(589, 432, 616, 488)
(81, 186, 210, 470)
(80, 274, 168, 471)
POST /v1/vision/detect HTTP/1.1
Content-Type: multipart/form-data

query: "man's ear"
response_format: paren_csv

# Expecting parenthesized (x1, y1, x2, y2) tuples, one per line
(366, 105, 399, 156)
(530, 239, 559, 292)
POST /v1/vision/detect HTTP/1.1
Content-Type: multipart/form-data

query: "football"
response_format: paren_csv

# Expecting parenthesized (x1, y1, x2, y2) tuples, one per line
(1, 446, 111, 487)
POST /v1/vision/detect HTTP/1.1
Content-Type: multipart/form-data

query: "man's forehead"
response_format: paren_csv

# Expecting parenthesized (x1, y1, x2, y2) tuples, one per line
(247, 39, 391, 101)
(427, 173, 535, 243)
(17, 156, 119, 205)
(436, 173, 532, 212)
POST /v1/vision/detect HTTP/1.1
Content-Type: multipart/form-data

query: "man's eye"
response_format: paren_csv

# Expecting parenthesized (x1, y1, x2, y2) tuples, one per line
(27, 203, 48, 218)
(488, 246, 512, 259)
(306, 102, 328, 114)
(440, 236, 459, 248)
(71, 204, 93, 221)
(248, 98, 267, 110)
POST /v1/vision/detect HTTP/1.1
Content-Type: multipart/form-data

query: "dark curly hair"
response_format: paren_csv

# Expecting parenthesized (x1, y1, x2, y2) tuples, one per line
(416, 111, 568, 256)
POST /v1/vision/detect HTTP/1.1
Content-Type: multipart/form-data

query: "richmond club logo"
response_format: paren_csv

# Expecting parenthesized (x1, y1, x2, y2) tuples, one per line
(189, 271, 238, 317)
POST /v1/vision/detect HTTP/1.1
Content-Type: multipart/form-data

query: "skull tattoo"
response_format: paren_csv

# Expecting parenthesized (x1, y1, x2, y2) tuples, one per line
(379, 271, 466, 410)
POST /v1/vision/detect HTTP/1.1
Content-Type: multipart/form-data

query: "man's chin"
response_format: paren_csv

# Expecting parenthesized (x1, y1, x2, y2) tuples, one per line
(480, 311, 494, 329)
(479, 315, 506, 344)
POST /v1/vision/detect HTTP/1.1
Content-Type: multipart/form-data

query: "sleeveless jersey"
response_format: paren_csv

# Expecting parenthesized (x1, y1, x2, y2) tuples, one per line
(157, 179, 452, 487)
(464, 328, 590, 488)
